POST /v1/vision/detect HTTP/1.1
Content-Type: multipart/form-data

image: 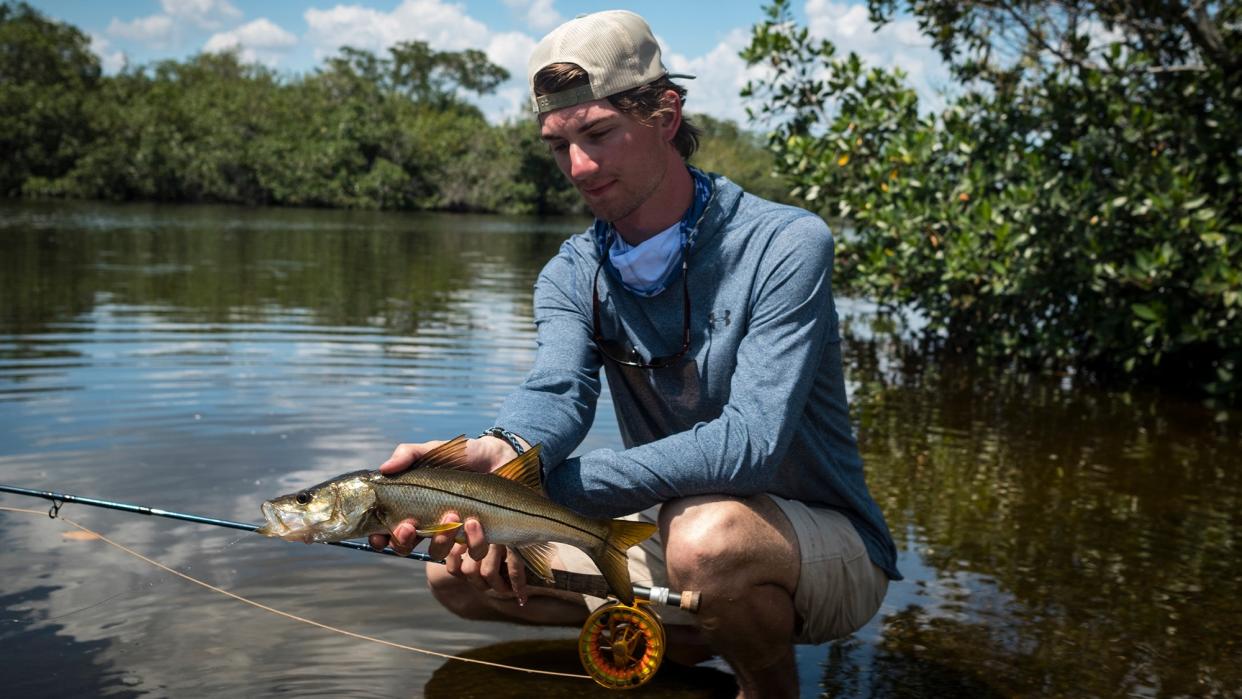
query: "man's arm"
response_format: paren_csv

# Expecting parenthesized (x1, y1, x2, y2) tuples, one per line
(493, 244, 604, 469)
(545, 215, 837, 517)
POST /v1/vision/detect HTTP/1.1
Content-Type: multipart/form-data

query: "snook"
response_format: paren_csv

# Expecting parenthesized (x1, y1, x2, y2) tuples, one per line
(257, 435, 655, 605)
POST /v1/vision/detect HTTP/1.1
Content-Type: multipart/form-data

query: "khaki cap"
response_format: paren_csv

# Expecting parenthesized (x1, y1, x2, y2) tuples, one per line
(527, 10, 695, 114)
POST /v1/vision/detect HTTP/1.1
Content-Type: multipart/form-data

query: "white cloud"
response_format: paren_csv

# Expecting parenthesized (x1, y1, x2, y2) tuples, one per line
(805, 0, 951, 112)
(107, 14, 176, 48)
(486, 30, 536, 85)
(106, 0, 241, 52)
(292, 0, 931, 128)
(477, 84, 531, 123)
(89, 33, 128, 74)
(664, 28, 768, 127)
(304, 0, 540, 122)
(303, 4, 393, 54)
(502, 0, 562, 32)
(303, 0, 490, 57)
(204, 18, 297, 66)
(160, 0, 243, 29)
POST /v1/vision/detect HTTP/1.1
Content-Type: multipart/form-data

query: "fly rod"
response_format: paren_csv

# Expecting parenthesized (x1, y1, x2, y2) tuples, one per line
(0, 483, 699, 612)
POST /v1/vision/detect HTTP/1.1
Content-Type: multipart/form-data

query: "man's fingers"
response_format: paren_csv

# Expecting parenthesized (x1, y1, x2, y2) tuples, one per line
(379, 444, 419, 474)
(425, 512, 463, 560)
(506, 549, 529, 605)
(389, 519, 421, 556)
(444, 543, 466, 578)
(463, 519, 488, 561)
(455, 549, 491, 592)
(368, 533, 389, 551)
(479, 546, 513, 595)
(379, 440, 445, 475)
(426, 532, 457, 561)
(372, 507, 520, 601)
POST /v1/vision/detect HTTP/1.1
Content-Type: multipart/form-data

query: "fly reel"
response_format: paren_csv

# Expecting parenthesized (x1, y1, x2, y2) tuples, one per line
(577, 601, 665, 689)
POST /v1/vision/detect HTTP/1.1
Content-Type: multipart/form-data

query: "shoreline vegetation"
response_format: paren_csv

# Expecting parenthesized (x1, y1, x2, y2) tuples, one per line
(742, 0, 1239, 402)
(0, 3, 789, 216)
(4, 1, 1239, 402)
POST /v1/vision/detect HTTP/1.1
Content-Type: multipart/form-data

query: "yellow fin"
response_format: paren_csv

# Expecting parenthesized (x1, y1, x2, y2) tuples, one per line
(590, 520, 657, 606)
(492, 445, 543, 492)
(412, 435, 470, 471)
(512, 542, 555, 582)
(415, 522, 463, 537)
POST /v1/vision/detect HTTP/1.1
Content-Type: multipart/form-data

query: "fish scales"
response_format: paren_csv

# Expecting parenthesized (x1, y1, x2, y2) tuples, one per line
(370, 469, 611, 551)
(256, 436, 657, 604)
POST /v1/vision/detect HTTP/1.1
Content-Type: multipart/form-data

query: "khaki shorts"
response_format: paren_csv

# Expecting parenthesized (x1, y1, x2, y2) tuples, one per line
(552, 494, 889, 644)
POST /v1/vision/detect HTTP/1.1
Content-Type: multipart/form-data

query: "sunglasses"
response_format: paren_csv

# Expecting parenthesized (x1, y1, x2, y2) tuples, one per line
(591, 253, 691, 369)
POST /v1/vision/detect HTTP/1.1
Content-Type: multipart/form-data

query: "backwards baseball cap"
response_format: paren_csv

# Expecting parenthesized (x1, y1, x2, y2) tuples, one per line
(527, 10, 695, 114)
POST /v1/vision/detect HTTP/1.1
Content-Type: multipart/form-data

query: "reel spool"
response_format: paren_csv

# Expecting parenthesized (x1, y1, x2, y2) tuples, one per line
(577, 601, 665, 689)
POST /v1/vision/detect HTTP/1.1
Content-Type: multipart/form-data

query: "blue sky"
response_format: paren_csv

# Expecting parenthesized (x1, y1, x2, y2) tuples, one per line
(32, 1, 949, 123)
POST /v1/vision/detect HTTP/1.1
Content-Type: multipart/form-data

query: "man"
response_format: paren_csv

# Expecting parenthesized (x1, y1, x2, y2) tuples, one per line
(370, 10, 900, 697)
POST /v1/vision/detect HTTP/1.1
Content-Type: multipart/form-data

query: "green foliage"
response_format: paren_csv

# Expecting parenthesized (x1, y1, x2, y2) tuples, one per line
(0, 1, 99, 196)
(0, 5, 586, 214)
(2, 5, 788, 222)
(743, 0, 1242, 400)
(688, 112, 793, 204)
(33, 43, 524, 210)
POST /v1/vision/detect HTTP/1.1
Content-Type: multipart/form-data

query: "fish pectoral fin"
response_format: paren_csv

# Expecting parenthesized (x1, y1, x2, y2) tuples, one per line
(511, 542, 556, 583)
(414, 521, 464, 537)
(491, 445, 543, 493)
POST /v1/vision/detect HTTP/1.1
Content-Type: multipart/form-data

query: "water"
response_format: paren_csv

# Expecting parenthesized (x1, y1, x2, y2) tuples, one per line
(1, 199, 1239, 697)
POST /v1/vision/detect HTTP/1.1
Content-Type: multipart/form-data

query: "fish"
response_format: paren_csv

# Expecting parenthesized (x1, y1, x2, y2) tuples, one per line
(256, 435, 656, 605)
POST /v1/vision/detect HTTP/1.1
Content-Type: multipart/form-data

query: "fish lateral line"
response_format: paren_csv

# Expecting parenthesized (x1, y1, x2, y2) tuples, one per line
(375, 479, 607, 546)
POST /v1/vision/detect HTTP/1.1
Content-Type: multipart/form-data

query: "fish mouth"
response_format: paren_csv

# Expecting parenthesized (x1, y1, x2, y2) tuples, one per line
(256, 501, 318, 543)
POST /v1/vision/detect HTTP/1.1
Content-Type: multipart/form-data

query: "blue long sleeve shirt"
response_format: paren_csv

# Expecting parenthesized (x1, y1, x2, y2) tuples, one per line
(495, 173, 900, 580)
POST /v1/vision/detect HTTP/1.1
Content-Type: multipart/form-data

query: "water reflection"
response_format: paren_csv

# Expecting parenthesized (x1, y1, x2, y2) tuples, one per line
(842, 325, 1242, 697)
(0, 585, 142, 697)
(1, 199, 1239, 697)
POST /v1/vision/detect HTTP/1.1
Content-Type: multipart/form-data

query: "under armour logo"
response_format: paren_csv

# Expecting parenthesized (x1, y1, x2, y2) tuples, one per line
(708, 310, 732, 328)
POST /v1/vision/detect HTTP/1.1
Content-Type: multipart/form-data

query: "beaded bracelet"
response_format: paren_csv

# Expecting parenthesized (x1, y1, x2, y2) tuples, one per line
(478, 427, 527, 456)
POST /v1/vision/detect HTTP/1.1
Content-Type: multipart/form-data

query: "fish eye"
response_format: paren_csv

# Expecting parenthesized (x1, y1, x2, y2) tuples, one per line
(295, 491, 311, 505)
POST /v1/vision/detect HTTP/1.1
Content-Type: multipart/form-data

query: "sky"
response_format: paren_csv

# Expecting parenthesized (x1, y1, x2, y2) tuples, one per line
(31, 0, 950, 124)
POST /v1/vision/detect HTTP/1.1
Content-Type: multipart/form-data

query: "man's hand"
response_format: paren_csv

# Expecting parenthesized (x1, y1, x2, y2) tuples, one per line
(443, 527, 531, 605)
(367, 436, 530, 603)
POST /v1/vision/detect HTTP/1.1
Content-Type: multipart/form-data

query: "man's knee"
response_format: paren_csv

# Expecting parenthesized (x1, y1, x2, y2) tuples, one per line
(659, 495, 795, 590)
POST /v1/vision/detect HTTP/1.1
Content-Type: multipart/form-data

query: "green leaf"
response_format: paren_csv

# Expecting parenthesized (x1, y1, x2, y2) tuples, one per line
(1131, 304, 1159, 322)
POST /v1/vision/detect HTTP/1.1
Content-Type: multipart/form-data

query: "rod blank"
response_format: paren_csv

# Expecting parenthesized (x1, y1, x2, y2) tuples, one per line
(0, 483, 698, 611)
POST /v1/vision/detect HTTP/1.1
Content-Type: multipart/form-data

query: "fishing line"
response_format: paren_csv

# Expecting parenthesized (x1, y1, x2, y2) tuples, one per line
(0, 505, 592, 681)
(42, 589, 133, 622)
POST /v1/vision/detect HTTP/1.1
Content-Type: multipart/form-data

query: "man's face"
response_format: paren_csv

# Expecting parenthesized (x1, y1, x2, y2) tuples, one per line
(539, 98, 671, 227)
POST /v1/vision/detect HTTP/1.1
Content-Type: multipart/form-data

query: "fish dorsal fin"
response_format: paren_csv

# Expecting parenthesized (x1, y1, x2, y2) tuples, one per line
(492, 445, 543, 492)
(413, 435, 470, 471)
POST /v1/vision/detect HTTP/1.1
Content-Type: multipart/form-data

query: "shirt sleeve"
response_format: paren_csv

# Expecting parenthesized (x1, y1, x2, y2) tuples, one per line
(544, 214, 838, 518)
(493, 243, 604, 470)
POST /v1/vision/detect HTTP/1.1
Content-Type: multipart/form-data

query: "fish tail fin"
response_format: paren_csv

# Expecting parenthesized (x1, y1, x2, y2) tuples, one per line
(592, 520, 657, 606)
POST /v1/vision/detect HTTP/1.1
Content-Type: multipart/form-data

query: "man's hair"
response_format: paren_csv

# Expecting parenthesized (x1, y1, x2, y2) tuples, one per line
(533, 63, 700, 159)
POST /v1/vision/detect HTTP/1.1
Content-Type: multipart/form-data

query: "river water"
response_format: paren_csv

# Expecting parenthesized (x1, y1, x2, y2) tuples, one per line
(0, 199, 1238, 698)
